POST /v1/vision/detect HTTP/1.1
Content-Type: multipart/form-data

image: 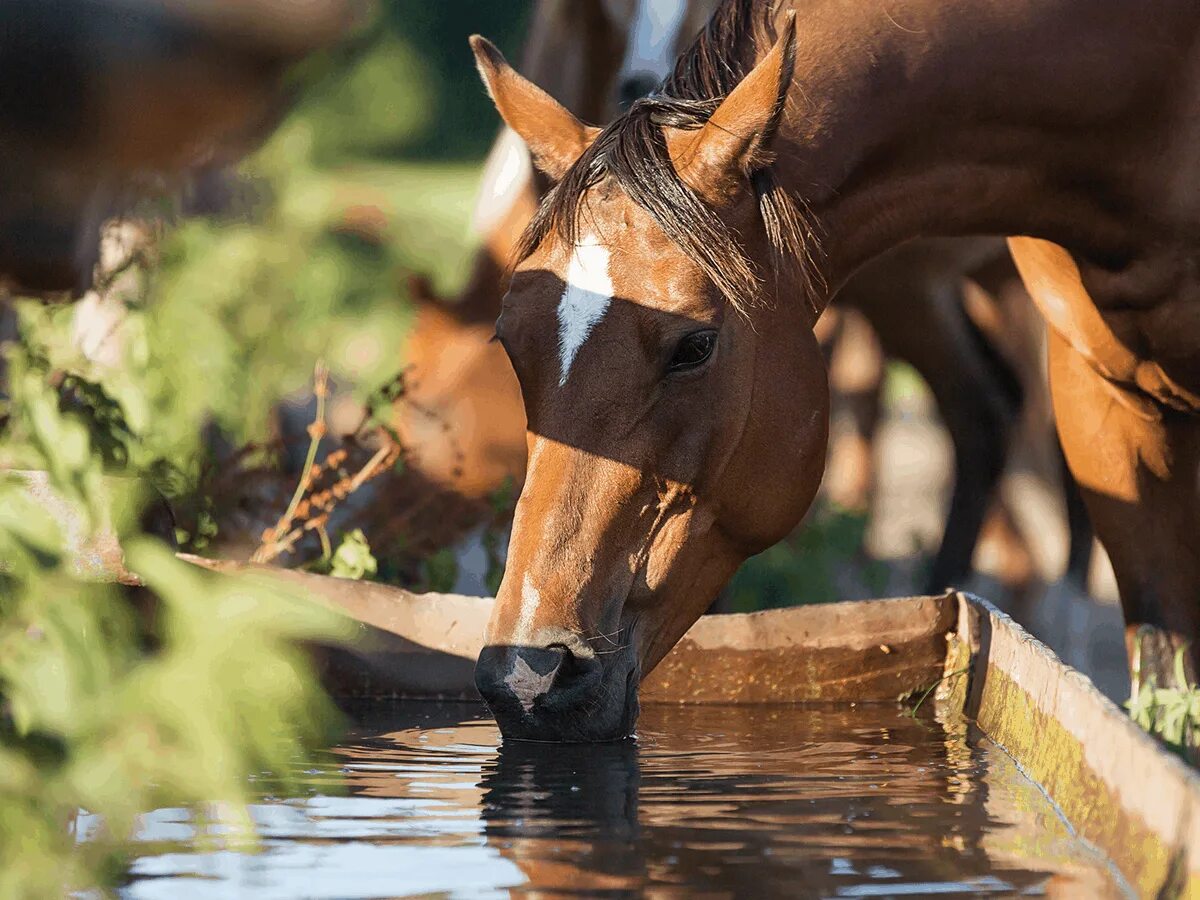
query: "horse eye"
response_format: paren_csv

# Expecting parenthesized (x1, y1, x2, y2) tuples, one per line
(667, 330, 717, 374)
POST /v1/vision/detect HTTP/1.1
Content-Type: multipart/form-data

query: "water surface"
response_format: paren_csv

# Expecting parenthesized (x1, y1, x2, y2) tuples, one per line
(119, 702, 1125, 898)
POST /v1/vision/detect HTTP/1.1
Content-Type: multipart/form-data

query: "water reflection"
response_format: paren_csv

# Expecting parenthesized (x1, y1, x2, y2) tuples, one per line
(482, 738, 644, 895)
(118, 703, 1125, 898)
(472, 705, 1122, 897)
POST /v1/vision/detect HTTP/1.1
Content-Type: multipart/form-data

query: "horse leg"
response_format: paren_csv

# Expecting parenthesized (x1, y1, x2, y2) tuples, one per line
(1048, 329, 1200, 689)
(848, 272, 1023, 594)
(922, 307, 1023, 595)
(823, 308, 883, 513)
(976, 497, 1038, 599)
(1057, 433, 1095, 593)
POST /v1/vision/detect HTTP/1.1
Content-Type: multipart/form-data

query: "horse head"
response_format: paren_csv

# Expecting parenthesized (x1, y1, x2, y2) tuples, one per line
(468, 19, 829, 741)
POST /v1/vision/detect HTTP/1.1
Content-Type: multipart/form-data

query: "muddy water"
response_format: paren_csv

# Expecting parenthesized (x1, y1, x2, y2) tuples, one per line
(118, 703, 1126, 898)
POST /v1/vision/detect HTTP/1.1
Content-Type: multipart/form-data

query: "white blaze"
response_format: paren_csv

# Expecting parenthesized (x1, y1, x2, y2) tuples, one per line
(556, 236, 613, 386)
(620, 0, 690, 85)
(514, 573, 542, 644)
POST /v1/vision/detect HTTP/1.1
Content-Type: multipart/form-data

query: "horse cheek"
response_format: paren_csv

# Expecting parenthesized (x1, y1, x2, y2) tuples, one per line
(717, 326, 829, 555)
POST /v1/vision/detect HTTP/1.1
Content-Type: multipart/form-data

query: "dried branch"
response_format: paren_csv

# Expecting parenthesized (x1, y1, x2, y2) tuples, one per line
(251, 361, 329, 563)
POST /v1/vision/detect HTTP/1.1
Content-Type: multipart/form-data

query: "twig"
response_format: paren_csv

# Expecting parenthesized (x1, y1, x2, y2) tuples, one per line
(316, 522, 332, 563)
(251, 361, 328, 563)
(251, 441, 400, 565)
(348, 443, 392, 493)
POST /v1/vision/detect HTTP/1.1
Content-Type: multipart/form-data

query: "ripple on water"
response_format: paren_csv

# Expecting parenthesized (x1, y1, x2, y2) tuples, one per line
(115, 702, 1127, 898)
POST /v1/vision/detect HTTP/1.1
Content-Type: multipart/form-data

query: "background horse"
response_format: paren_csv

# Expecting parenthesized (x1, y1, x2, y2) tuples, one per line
(396, 0, 1091, 602)
(0, 0, 363, 296)
(468, 0, 1200, 740)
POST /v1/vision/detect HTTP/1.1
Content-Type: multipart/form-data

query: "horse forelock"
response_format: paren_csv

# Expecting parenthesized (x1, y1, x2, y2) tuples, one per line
(515, 0, 823, 316)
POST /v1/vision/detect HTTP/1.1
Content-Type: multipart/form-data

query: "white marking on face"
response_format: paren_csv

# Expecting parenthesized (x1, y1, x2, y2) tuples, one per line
(504, 654, 555, 714)
(557, 235, 613, 386)
(619, 0, 690, 86)
(471, 126, 533, 236)
(514, 572, 542, 644)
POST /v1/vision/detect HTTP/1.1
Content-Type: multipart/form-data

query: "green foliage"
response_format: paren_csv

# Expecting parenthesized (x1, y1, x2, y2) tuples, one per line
(482, 477, 517, 597)
(328, 528, 379, 580)
(0, 5, 527, 883)
(1126, 645, 1200, 755)
(422, 547, 460, 595)
(369, 0, 533, 161)
(724, 505, 889, 611)
(143, 129, 416, 454)
(0, 9, 502, 891)
(0, 337, 348, 897)
(302, 33, 435, 165)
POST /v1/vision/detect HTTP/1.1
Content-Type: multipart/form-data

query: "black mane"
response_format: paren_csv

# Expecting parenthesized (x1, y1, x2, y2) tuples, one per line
(516, 0, 821, 313)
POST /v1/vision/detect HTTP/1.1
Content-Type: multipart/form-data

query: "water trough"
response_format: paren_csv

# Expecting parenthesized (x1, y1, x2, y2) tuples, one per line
(185, 557, 1200, 898)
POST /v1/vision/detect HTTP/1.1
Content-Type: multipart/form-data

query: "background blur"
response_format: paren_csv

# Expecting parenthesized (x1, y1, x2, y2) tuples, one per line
(0, 4, 542, 896)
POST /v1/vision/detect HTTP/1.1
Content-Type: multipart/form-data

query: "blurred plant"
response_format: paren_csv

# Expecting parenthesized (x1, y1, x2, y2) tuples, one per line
(302, 32, 435, 165)
(368, 0, 533, 161)
(1127, 641, 1200, 757)
(723, 504, 889, 611)
(0, 331, 347, 898)
(141, 127, 416, 458)
(482, 476, 516, 596)
(0, 7, 540, 893)
(422, 547, 459, 594)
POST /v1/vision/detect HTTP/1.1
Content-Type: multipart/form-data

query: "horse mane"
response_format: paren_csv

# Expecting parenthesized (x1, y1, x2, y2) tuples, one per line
(515, 0, 822, 314)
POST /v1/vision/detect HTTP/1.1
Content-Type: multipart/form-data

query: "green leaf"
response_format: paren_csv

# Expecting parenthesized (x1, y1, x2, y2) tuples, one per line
(329, 529, 378, 581)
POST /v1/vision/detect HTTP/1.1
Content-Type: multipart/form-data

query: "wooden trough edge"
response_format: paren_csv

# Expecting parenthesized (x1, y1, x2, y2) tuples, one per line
(183, 555, 957, 704)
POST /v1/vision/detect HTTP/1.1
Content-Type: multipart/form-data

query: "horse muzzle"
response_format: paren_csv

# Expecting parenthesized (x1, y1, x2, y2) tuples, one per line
(475, 635, 639, 742)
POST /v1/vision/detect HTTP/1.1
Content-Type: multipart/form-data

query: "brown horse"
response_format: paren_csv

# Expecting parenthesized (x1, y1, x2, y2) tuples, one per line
(399, 0, 1086, 602)
(468, 0, 1200, 740)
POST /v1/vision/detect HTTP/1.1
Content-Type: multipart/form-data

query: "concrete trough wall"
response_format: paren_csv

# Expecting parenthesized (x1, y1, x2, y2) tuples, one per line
(956, 595, 1200, 898)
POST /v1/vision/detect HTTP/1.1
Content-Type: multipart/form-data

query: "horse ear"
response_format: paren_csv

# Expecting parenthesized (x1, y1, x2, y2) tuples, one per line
(667, 13, 797, 205)
(470, 35, 598, 181)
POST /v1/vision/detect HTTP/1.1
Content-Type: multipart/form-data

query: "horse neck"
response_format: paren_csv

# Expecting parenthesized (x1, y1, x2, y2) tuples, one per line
(759, 0, 1200, 294)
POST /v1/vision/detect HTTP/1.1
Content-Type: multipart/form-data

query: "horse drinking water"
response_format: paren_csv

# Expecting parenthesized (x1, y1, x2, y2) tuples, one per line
(403, 0, 1084, 605)
(471, 0, 1200, 740)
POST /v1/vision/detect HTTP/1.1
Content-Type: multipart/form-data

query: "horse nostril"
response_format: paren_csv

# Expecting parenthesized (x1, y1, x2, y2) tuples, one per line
(474, 641, 601, 721)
